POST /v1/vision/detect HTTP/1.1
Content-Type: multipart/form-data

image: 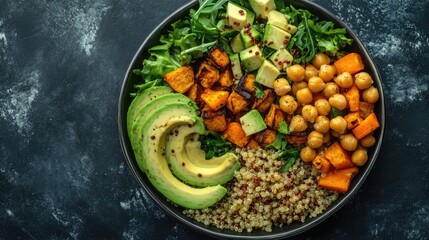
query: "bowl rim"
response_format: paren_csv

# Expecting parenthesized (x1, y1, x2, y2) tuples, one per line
(117, 0, 385, 239)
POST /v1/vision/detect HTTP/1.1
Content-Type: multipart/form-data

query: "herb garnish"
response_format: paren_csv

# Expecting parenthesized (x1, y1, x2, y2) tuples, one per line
(267, 133, 300, 173)
(200, 131, 234, 160)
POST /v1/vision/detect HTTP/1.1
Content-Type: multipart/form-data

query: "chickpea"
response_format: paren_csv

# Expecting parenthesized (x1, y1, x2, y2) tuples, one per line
(334, 72, 353, 88)
(300, 146, 317, 163)
(287, 64, 305, 82)
(331, 130, 342, 138)
(296, 88, 313, 105)
(301, 105, 318, 123)
(340, 134, 358, 151)
(314, 99, 331, 116)
(329, 94, 348, 110)
(323, 82, 340, 98)
(352, 149, 368, 166)
(279, 95, 298, 114)
(308, 76, 326, 93)
(323, 132, 331, 144)
(360, 134, 376, 147)
(314, 115, 330, 134)
(273, 78, 291, 96)
(292, 81, 308, 96)
(330, 116, 347, 134)
(289, 115, 308, 132)
(305, 64, 319, 81)
(318, 64, 336, 82)
(354, 72, 373, 90)
(307, 131, 324, 148)
(312, 52, 331, 69)
(362, 86, 379, 103)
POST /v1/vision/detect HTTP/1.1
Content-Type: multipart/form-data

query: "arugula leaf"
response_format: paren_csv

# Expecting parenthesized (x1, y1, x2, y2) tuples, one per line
(254, 82, 265, 98)
(200, 131, 234, 159)
(278, 121, 290, 134)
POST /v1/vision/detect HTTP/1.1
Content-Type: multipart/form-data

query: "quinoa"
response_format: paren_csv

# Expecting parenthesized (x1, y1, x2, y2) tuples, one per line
(183, 147, 339, 233)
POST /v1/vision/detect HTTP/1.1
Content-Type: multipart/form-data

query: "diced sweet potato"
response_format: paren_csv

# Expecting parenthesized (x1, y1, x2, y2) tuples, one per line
(273, 109, 285, 130)
(222, 122, 250, 147)
(334, 52, 365, 75)
(202, 110, 228, 132)
(208, 46, 230, 70)
(196, 62, 220, 88)
(312, 155, 332, 173)
(324, 142, 355, 169)
(352, 112, 380, 140)
(344, 112, 363, 129)
(163, 65, 195, 93)
(318, 167, 359, 192)
(219, 67, 234, 87)
(186, 83, 204, 106)
(254, 129, 277, 147)
(246, 139, 259, 149)
(264, 104, 278, 128)
(238, 74, 256, 93)
(200, 89, 229, 111)
(343, 84, 360, 111)
(358, 101, 374, 119)
(227, 89, 250, 114)
(286, 132, 307, 145)
(252, 89, 276, 113)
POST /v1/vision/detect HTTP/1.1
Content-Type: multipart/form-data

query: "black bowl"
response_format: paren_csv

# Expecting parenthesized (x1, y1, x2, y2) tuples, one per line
(118, 0, 385, 239)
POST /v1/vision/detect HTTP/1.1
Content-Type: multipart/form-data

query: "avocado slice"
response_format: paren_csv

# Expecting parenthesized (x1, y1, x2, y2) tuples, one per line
(130, 93, 196, 171)
(166, 119, 240, 187)
(127, 86, 173, 137)
(138, 103, 227, 209)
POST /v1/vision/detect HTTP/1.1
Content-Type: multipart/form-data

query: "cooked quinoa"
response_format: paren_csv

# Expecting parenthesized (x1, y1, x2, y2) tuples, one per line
(183, 147, 339, 233)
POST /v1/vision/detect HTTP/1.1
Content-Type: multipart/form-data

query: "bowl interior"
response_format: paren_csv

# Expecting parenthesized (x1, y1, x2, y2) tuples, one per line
(118, 0, 385, 238)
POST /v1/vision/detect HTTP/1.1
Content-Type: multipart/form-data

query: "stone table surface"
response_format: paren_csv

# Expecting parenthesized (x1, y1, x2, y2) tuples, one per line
(1, 0, 428, 239)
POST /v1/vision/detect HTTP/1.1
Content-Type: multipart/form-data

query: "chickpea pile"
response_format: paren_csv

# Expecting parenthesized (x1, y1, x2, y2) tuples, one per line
(275, 53, 379, 169)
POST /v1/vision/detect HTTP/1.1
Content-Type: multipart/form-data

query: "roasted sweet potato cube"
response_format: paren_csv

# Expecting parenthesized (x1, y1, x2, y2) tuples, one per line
(200, 89, 229, 111)
(264, 104, 278, 128)
(219, 67, 234, 87)
(252, 89, 276, 113)
(222, 122, 250, 147)
(286, 132, 307, 145)
(312, 155, 332, 173)
(227, 90, 249, 114)
(186, 83, 204, 106)
(202, 110, 228, 132)
(344, 112, 363, 129)
(163, 65, 195, 93)
(273, 108, 285, 130)
(208, 46, 230, 70)
(238, 74, 256, 93)
(318, 167, 359, 192)
(358, 101, 374, 119)
(246, 139, 260, 149)
(196, 62, 220, 88)
(254, 129, 277, 147)
(324, 142, 355, 169)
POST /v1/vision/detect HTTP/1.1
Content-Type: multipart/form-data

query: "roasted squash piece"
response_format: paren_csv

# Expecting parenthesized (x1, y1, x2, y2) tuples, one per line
(238, 74, 256, 93)
(219, 67, 234, 87)
(344, 112, 363, 129)
(324, 142, 355, 169)
(318, 167, 359, 192)
(208, 46, 230, 70)
(254, 129, 277, 147)
(163, 65, 195, 93)
(200, 89, 229, 111)
(196, 62, 220, 88)
(264, 104, 278, 128)
(186, 83, 204, 107)
(252, 89, 276, 113)
(227, 89, 250, 114)
(202, 109, 228, 132)
(286, 131, 307, 145)
(352, 112, 380, 140)
(273, 108, 285, 130)
(246, 139, 260, 149)
(312, 155, 332, 173)
(358, 101, 374, 119)
(343, 84, 360, 112)
(222, 122, 250, 147)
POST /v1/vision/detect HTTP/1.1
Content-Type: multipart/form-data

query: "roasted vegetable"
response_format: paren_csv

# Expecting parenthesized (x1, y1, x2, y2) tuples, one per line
(219, 67, 234, 87)
(202, 109, 228, 132)
(344, 112, 363, 129)
(196, 62, 220, 88)
(343, 84, 360, 112)
(312, 155, 332, 173)
(318, 167, 359, 192)
(358, 101, 374, 119)
(208, 46, 230, 70)
(222, 122, 250, 147)
(324, 142, 355, 169)
(254, 129, 277, 147)
(200, 89, 229, 111)
(238, 74, 256, 94)
(333, 53, 364, 75)
(187, 83, 204, 106)
(163, 65, 195, 93)
(252, 89, 276, 113)
(352, 112, 380, 140)
(227, 89, 250, 114)
(246, 139, 260, 149)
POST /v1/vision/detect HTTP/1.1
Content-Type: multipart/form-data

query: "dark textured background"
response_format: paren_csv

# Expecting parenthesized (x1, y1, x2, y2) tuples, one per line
(1, 0, 428, 239)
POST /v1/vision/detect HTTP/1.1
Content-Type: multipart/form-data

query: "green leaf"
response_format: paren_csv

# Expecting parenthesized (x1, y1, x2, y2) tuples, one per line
(255, 83, 265, 98)
(200, 131, 234, 159)
(331, 107, 343, 118)
(278, 121, 290, 134)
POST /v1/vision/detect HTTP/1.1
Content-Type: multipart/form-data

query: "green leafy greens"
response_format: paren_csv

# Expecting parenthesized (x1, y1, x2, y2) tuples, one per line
(267, 133, 300, 173)
(200, 132, 234, 160)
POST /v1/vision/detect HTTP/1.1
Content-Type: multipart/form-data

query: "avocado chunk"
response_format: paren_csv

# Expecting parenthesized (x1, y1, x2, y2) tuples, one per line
(240, 26, 261, 49)
(269, 49, 294, 71)
(127, 86, 172, 136)
(129, 93, 196, 171)
(240, 109, 267, 136)
(230, 53, 243, 80)
(230, 33, 245, 53)
(267, 10, 288, 31)
(286, 24, 297, 34)
(249, 0, 276, 19)
(240, 45, 264, 72)
(262, 24, 292, 50)
(226, 2, 256, 31)
(138, 103, 227, 209)
(166, 119, 240, 187)
(255, 60, 280, 88)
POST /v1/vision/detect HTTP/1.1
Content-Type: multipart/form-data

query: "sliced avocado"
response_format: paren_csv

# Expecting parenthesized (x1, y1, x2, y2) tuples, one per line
(230, 53, 243, 80)
(240, 109, 267, 136)
(267, 10, 288, 31)
(255, 60, 280, 88)
(240, 26, 261, 48)
(249, 0, 276, 19)
(127, 86, 172, 136)
(138, 103, 227, 209)
(286, 24, 297, 34)
(230, 33, 245, 53)
(130, 93, 196, 171)
(166, 119, 240, 187)
(240, 45, 264, 72)
(262, 24, 292, 50)
(269, 49, 294, 71)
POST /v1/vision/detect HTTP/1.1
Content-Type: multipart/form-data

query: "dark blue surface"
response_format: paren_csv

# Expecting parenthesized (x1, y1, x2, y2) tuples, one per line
(1, 0, 428, 239)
